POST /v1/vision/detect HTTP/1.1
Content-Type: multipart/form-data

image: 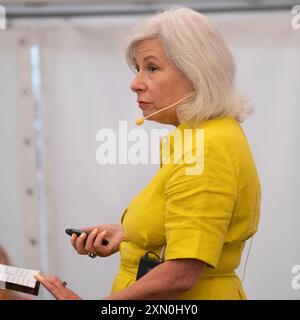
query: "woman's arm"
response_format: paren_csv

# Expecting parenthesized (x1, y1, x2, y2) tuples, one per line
(103, 258, 206, 300)
(35, 258, 205, 300)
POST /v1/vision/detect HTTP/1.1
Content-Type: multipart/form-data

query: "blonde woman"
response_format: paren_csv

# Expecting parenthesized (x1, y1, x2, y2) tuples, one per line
(36, 7, 261, 300)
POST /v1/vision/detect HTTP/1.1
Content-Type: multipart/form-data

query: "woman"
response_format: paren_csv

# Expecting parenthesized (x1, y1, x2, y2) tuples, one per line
(35, 7, 261, 300)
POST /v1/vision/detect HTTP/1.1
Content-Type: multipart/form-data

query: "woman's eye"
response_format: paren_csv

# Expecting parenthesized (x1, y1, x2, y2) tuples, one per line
(133, 64, 158, 73)
(148, 65, 158, 72)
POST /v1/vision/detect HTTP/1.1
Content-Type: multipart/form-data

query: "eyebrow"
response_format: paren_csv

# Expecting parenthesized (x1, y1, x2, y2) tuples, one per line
(133, 55, 160, 64)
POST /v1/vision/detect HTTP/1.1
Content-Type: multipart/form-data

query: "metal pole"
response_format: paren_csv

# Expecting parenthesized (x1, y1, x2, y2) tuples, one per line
(4, 1, 296, 19)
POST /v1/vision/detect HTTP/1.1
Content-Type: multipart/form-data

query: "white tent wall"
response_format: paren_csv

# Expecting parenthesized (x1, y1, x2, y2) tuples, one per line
(0, 10, 299, 299)
(0, 30, 26, 268)
(0, 28, 42, 274)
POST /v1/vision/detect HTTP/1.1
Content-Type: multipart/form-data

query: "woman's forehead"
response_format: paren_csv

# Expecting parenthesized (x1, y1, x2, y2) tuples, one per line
(134, 38, 167, 62)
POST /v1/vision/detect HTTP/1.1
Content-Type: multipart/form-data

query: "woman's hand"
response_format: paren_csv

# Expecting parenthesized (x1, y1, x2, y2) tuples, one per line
(34, 274, 81, 300)
(71, 224, 125, 258)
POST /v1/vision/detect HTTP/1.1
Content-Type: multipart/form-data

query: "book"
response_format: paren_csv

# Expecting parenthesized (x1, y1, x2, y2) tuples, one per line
(0, 263, 40, 296)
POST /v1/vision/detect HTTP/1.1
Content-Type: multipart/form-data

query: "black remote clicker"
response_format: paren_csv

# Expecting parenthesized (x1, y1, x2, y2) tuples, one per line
(65, 228, 109, 246)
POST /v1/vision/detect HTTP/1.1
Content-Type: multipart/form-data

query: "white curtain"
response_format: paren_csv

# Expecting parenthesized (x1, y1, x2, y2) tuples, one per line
(0, 10, 299, 299)
(0, 26, 42, 273)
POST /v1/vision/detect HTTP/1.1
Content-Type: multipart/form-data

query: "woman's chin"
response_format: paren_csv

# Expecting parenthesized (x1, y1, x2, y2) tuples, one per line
(142, 110, 170, 124)
(146, 115, 168, 124)
(143, 111, 157, 120)
(142, 111, 155, 121)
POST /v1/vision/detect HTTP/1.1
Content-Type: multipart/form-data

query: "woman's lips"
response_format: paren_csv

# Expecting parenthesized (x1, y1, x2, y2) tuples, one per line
(138, 102, 151, 110)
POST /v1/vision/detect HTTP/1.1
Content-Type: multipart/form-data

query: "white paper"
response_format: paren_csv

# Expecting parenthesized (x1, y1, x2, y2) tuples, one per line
(0, 264, 40, 288)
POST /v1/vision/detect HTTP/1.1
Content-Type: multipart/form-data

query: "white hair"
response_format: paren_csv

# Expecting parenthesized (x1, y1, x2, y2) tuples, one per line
(125, 7, 253, 127)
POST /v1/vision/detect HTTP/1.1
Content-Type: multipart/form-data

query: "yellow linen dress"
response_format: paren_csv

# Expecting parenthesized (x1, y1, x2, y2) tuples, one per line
(111, 116, 261, 299)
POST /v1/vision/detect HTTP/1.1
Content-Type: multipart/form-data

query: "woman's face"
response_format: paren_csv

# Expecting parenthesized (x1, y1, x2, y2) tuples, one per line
(131, 38, 193, 126)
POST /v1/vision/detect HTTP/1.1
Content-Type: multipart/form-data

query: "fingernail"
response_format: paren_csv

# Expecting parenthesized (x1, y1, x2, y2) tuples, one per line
(92, 228, 98, 234)
(80, 232, 86, 238)
(72, 234, 76, 240)
(35, 274, 43, 281)
(100, 230, 106, 236)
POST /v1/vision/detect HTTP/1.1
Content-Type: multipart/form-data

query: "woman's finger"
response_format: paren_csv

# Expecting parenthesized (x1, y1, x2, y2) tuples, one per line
(49, 276, 66, 288)
(76, 232, 88, 254)
(35, 274, 79, 300)
(93, 231, 108, 253)
(35, 274, 58, 296)
(84, 228, 98, 253)
(71, 233, 77, 249)
(94, 230, 107, 246)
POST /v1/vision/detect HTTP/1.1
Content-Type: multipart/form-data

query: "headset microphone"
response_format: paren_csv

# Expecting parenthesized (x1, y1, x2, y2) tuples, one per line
(135, 94, 191, 126)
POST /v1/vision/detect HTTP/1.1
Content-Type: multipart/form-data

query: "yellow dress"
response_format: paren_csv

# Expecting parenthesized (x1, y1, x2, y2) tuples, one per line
(111, 116, 261, 299)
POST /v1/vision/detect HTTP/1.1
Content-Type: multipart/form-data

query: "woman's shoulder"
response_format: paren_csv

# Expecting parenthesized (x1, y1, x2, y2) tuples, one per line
(177, 116, 246, 151)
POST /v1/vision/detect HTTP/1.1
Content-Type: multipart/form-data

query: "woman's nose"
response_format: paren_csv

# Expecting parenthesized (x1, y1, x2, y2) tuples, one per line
(130, 73, 146, 93)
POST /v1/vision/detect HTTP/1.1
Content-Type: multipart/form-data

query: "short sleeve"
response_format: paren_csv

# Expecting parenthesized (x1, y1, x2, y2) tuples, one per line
(164, 138, 237, 268)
